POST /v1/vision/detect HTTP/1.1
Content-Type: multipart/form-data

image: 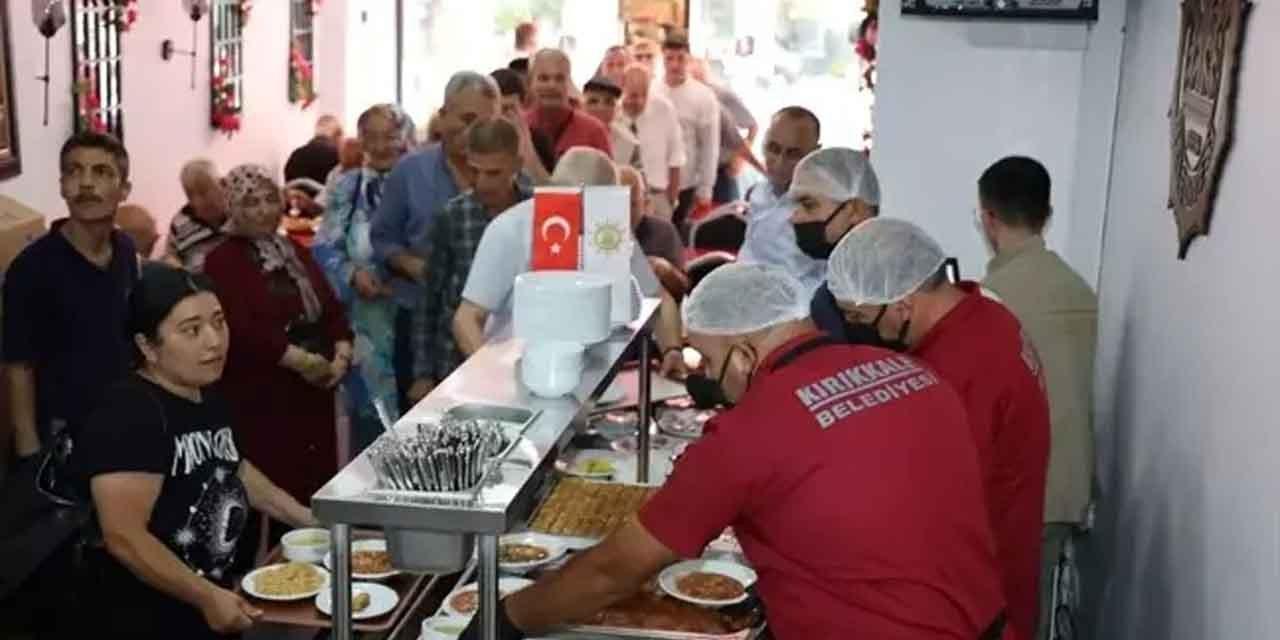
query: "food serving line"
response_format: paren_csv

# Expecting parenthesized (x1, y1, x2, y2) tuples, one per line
(308, 297, 744, 640)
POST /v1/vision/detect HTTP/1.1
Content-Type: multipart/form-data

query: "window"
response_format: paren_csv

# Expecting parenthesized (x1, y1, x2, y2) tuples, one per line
(71, 0, 125, 139)
(289, 0, 317, 106)
(211, 0, 245, 130)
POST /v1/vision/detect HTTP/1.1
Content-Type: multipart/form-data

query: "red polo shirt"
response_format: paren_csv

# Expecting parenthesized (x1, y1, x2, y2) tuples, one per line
(911, 282, 1051, 639)
(640, 333, 1005, 639)
(525, 107, 613, 161)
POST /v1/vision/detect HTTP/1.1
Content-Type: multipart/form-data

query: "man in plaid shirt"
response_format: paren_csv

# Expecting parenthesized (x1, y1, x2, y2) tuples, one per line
(409, 119, 532, 402)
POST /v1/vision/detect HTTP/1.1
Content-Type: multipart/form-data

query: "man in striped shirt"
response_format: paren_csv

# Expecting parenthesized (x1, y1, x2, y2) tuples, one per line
(163, 158, 227, 272)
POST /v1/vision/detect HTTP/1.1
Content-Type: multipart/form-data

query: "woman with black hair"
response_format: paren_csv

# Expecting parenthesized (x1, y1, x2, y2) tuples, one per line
(75, 263, 316, 639)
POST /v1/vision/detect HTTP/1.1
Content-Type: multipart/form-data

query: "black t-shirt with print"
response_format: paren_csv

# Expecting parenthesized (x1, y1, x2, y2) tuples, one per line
(76, 374, 249, 639)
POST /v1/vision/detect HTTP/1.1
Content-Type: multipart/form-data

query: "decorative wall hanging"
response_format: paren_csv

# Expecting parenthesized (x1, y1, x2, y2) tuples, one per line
(1167, 0, 1251, 259)
(161, 0, 209, 90)
(0, 2, 21, 179)
(288, 0, 316, 108)
(31, 1, 67, 126)
(111, 0, 138, 31)
(71, 0, 124, 138)
(902, 0, 1097, 20)
(621, 0, 687, 43)
(211, 0, 244, 136)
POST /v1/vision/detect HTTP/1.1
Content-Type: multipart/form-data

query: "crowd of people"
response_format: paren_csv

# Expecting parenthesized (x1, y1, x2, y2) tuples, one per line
(0, 21, 1097, 640)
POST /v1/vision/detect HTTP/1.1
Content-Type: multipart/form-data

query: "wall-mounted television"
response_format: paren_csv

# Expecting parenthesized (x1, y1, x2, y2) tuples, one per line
(902, 0, 1098, 21)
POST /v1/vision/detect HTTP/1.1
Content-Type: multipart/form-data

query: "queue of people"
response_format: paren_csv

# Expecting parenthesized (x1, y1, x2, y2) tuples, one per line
(1, 28, 1098, 640)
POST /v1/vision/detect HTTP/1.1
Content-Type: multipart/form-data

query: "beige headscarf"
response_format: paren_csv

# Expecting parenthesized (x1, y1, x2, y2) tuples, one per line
(222, 164, 323, 322)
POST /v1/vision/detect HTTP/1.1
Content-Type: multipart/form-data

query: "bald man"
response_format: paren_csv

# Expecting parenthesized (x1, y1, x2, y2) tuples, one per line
(525, 49, 612, 163)
(115, 204, 159, 259)
(165, 159, 227, 271)
(617, 64, 685, 221)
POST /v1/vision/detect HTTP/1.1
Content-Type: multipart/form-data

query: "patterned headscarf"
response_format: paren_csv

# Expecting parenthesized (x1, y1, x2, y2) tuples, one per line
(222, 164, 323, 322)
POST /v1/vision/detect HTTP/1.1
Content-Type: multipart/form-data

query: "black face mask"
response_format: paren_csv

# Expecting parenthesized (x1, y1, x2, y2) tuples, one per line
(793, 200, 853, 260)
(845, 305, 911, 352)
(684, 345, 752, 409)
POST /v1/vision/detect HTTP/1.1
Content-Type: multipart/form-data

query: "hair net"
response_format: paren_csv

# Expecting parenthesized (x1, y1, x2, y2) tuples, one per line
(786, 147, 880, 205)
(682, 264, 810, 336)
(826, 217, 947, 306)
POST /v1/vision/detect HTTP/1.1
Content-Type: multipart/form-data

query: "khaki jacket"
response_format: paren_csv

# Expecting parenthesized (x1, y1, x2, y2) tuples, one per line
(984, 238, 1097, 524)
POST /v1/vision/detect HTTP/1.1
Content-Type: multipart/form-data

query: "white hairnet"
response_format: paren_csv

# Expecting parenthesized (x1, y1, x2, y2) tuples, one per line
(826, 218, 947, 306)
(786, 147, 880, 205)
(682, 264, 810, 336)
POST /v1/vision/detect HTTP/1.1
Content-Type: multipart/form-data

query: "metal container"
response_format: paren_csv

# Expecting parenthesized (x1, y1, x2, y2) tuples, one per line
(384, 528, 475, 573)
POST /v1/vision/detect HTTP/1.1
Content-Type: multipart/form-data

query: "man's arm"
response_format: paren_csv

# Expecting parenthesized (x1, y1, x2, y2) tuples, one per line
(665, 103, 688, 206)
(369, 160, 425, 282)
(452, 301, 491, 358)
(666, 167, 681, 208)
(93, 472, 262, 633)
(504, 519, 679, 633)
(5, 364, 38, 457)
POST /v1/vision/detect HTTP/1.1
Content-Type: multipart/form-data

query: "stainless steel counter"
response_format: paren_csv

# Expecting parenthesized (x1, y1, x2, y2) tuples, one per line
(316, 298, 661, 640)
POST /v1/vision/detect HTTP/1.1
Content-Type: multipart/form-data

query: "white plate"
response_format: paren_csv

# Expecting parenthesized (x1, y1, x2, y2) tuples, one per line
(498, 532, 568, 574)
(241, 563, 331, 602)
(441, 577, 534, 618)
(324, 539, 401, 581)
(658, 559, 757, 607)
(558, 450, 622, 479)
(420, 615, 470, 639)
(315, 581, 399, 620)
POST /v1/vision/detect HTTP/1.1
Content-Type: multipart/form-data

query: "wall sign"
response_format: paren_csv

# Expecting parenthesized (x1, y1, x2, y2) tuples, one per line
(902, 0, 1097, 20)
(1167, 0, 1251, 259)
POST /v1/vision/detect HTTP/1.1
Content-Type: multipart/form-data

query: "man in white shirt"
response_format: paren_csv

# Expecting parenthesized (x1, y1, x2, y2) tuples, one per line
(452, 148, 684, 371)
(613, 65, 686, 222)
(738, 107, 826, 293)
(651, 30, 720, 238)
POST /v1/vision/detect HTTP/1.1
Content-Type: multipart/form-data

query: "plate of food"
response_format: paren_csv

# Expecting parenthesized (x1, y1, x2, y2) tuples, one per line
(442, 577, 534, 619)
(559, 450, 621, 479)
(658, 560, 757, 607)
(315, 581, 399, 620)
(324, 539, 399, 580)
(498, 532, 568, 574)
(656, 407, 716, 439)
(241, 562, 331, 602)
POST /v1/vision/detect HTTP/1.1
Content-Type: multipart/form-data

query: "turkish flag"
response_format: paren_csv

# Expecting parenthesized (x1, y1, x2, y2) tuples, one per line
(531, 188, 582, 271)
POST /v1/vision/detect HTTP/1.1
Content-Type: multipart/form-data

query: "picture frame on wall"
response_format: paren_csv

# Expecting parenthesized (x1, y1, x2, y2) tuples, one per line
(902, 0, 1098, 21)
(621, 0, 688, 43)
(0, 2, 21, 180)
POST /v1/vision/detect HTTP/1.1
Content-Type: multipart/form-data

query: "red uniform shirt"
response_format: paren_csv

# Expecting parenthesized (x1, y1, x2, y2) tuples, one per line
(640, 333, 1005, 639)
(525, 107, 613, 162)
(911, 282, 1051, 639)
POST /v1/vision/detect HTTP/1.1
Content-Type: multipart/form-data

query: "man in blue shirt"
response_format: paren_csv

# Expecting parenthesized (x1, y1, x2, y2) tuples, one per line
(370, 71, 499, 408)
(737, 107, 825, 294)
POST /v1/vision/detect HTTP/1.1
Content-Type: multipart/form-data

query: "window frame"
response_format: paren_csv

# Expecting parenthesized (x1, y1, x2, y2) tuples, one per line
(210, 0, 246, 127)
(288, 0, 317, 105)
(70, 0, 126, 139)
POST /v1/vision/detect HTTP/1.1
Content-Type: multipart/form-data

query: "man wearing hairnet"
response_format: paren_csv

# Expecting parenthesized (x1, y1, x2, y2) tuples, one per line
(461, 263, 1009, 640)
(784, 147, 881, 343)
(826, 217, 1051, 640)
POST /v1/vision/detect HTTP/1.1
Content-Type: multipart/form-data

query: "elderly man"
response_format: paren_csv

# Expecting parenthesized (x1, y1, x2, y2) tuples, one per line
(371, 71, 499, 408)
(459, 263, 1008, 640)
(408, 119, 533, 402)
(827, 217, 1051, 639)
(975, 156, 1097, 640)
(618, 166, 683, 270)
(525, 49, 612, 162)
(115, 204, 158, 258)
(652, 30, 719, 236)
(737, 107, 824, 288)
(165, 158, 227, 272)
(452, 148, 684, 375)
(615, 64, 685, 221)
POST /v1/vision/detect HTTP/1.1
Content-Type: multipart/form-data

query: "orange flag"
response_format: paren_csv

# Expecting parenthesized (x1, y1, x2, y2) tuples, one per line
(531, 188, 582, 271)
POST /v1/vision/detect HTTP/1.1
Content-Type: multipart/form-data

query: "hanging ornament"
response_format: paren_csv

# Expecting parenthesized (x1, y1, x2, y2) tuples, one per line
(181, 0, 209, 21)
(31, 1, 66, 126)
(239, 0, 254, 25)
(112, 0, 139, 32)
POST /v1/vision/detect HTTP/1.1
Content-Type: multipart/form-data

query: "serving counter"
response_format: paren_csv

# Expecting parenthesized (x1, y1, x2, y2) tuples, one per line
(313, 299, 662, 640)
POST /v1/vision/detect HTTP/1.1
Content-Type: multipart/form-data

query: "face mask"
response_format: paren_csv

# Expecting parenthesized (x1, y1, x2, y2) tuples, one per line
(845, 305, 911, 352)
(684, 345, 752, 409)
(794, 200, 853, 260)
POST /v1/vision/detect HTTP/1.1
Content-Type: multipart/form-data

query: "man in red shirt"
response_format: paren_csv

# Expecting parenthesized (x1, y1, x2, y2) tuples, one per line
(826, 217, 1051, 639)
(461, 264, 1007, 640)
(525, 49, 612, 163)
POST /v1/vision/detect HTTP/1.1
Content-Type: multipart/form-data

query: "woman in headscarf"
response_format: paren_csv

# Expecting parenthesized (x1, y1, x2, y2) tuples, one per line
(203, 165, 353, 529)
(313, 104, 414, 455)
(76, 263, 317, 639)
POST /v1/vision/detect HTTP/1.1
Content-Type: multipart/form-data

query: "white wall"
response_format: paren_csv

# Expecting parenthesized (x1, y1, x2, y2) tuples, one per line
(1090, 1, 1280, 638)
(343, 0, 398, 131)
(874, 0, 1125, 285)
(0, 0, 352, 232)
